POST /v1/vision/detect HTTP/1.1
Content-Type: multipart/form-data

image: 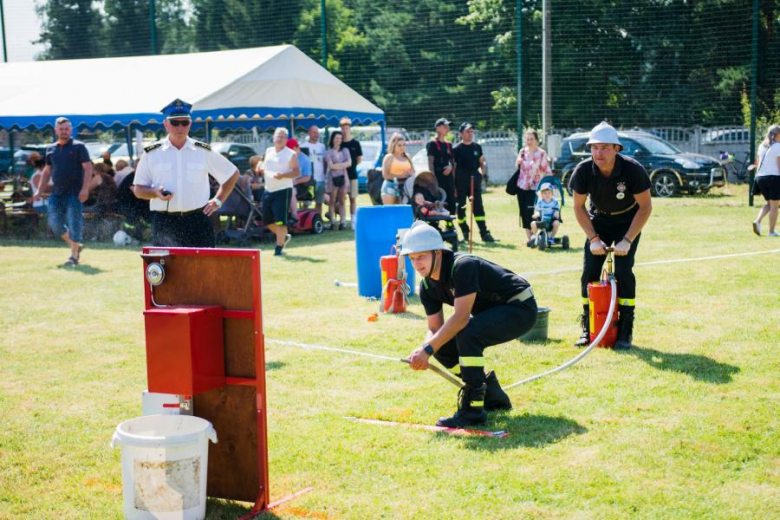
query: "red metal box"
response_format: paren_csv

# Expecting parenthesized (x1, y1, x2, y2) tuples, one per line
(143, 305, 225, 395)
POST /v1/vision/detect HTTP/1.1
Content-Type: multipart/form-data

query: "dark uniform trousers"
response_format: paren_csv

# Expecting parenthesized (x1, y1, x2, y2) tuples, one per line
(152, 210, 216, 248)
(433, 299, 537, 387)
(434, 169, 456, 217)
(581, 215, 640, 308)
(455, 173, 487, 235)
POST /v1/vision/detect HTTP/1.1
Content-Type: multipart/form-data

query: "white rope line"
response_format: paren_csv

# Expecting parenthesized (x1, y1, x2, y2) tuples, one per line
(520, 247, 780, 277)
(267, 339, 402, 363)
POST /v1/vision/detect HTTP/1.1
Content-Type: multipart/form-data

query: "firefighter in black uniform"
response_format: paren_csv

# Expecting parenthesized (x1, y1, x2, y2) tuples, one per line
(426, 118, 456, 219)
(402, 221, 537, 427)
(453, 122, 496, 242)
(569, 121, 653, 350)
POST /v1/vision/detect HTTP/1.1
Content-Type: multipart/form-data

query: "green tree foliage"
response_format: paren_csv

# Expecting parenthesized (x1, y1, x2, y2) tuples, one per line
(191, 0, 304, 52)
(103, 0, 194, 56)
(35, 0, 106, 60)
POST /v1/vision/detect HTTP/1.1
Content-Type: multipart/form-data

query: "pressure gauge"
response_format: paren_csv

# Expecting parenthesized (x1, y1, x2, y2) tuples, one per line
(145, 262, 165, 286)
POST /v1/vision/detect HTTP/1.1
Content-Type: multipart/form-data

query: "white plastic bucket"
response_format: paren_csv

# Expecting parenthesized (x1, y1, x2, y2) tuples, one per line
(111, 415, 218, 520)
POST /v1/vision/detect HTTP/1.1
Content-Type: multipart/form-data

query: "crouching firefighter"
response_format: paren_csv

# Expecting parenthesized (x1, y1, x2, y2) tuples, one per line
(570, 121, 653, 350)
(402, 221, 537, 427)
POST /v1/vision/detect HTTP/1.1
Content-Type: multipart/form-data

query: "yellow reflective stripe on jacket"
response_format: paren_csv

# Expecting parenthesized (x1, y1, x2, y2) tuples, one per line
(472, 401, 484, 408)
(459, 357, 485, 367)
(474, 216, 485, 221)
(618, 298, 635, 306)
(582, 297, 590, 305)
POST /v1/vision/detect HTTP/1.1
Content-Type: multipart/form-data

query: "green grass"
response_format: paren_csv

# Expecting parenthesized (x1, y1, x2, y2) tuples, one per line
(1, 185, 778, 519)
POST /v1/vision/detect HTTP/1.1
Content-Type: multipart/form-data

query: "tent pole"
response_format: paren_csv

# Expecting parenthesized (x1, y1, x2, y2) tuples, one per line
(8, 129, 14, 175)
(205, 121, 210, 144)
(290, 117, 295, 137)
(380, 120, 386, 156)
(125, 125, 134, 164)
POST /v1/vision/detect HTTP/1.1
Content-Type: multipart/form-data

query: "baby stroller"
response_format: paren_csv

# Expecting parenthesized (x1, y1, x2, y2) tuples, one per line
(531, 177, 570, 251)
(215, 177, 266, 246)
(411, 171, 459, 251)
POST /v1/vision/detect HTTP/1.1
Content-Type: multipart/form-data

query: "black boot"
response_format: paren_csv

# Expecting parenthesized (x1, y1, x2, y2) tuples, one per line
(614, 307, 634, 350)
(480, 230, 497, 242)
(436, 383, 487, 428)
(574, 305, 590, 348)
(458, 222, 470, 242)
(484, 371, 512, 411)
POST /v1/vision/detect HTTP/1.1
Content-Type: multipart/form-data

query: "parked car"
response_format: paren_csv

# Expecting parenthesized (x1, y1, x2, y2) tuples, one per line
(356, 141, 384, 193)
(0, 148, 12, 176)
(555, 131, 726, 197)
(211, 142, 258, 173)
(84, 142, 123, 162)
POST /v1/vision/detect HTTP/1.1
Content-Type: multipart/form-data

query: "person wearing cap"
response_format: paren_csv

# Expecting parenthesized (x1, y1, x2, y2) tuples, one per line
(403, 221, 537, 427)
(426, 118, 456, 219)
(453, 122, 496, 242)
(34, 117, 92, 266)
(530, 182, 561, 242)
(262, 128, 300, 255)
(569, 121, 652, 350)
(132, 98, 239, 248)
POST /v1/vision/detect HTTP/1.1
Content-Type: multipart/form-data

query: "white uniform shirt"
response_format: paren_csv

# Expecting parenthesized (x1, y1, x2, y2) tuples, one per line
(305, 141, 326, 183)
(263, 146, 295, 193)
(134, 136, 237, 212)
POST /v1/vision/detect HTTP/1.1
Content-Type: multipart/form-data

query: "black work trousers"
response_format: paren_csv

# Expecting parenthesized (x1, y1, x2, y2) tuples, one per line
(433, 299, 537, 387)
(455, 173, 486, 235)
(580, 216, 641, 303)
(152, 209, 216, 248)
(434, 169, 456, 216)
(516, 189, 536, 229)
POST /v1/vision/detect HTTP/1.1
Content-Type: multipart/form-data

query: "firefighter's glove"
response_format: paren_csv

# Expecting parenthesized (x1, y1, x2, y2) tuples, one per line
(408, 347, 431, 371)
(589, 238, 607, 255)
(614, 238, 631, 257)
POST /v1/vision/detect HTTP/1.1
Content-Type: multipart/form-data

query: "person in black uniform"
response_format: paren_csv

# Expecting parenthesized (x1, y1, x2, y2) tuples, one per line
(453, 122, 496, 242)
(132, 99, 239, 248)
(426, 118, 456, 219)
(569, 121, 653, 350)
(402, 221, 537, 427)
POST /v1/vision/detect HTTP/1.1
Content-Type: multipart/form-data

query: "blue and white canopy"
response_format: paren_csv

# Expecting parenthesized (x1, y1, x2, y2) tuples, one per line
(0, 45, 384, 131)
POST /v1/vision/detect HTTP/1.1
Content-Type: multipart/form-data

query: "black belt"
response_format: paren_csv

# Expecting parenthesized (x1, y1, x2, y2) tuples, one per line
(595, 201, 637, 216)
(154, 207, 204, 217)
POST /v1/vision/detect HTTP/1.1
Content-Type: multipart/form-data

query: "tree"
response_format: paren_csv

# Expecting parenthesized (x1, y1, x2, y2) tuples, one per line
(35, 0, 106, 60)
(103, 0, 194, 56)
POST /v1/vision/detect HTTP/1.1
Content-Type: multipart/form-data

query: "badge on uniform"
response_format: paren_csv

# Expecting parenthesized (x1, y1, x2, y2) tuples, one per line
(616, 182, 626, 200)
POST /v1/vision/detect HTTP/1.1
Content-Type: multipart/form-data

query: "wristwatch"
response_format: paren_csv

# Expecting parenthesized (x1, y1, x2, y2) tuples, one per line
(213, 198, 223, 208)
(423, 344, 434, 356)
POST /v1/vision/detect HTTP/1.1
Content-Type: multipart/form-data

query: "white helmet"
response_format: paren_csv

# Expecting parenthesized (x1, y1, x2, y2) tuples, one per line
(113, 230, 132, 246)
(399, 221, 449, 256)
(586, 121, 622, 148)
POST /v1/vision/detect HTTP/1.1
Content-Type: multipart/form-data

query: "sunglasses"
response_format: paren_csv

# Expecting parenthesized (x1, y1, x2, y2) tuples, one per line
(169, 119, 191, 127)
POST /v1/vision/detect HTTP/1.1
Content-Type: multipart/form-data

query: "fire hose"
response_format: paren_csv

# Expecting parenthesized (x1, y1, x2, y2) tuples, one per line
(269, 276, 616, 392)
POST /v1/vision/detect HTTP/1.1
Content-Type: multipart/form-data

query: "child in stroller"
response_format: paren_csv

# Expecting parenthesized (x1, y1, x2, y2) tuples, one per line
(411, 171, 459, 250)
(530, 182, 569, 250)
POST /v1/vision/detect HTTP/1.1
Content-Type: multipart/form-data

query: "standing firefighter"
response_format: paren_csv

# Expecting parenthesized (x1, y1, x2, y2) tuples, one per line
(570, 121, 653, 349)
(403, 221, 537, 427)
(453, 122, 496, 242)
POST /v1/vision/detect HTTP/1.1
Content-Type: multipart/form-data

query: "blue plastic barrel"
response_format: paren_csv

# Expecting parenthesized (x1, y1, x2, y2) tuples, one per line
(355, 206, 416, 298)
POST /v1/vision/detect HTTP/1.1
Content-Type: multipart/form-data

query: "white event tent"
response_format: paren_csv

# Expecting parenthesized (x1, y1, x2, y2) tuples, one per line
(0, 44, 385, 141)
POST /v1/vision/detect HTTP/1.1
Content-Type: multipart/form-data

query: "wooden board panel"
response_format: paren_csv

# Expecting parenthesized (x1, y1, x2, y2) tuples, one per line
(224, 318, 256, 378)
(152, 255, 254, 310)
(194, 385, 260, 503)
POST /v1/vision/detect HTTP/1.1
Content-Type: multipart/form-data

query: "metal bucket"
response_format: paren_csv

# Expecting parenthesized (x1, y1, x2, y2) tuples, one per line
(520, 306, 551, 342)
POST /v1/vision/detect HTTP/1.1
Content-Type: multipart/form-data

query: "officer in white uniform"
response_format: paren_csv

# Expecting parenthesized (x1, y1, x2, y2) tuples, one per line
(132, 99, 239, 247)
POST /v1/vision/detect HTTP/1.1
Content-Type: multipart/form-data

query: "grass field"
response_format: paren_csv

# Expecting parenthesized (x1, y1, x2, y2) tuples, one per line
(0, 185, 778, 519)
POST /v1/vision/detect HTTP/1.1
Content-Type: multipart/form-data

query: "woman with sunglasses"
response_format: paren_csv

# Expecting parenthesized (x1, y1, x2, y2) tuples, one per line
(132, 98, 239, 247)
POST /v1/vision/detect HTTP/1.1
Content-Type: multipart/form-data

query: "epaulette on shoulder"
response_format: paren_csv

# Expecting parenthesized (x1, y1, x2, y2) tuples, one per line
(193, 140, 211, 151)
(144, 142, 163, 153)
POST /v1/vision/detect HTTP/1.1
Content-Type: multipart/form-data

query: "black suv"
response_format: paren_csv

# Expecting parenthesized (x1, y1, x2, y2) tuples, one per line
(555, 131, 726, 197)
(211, 142, 258, 173)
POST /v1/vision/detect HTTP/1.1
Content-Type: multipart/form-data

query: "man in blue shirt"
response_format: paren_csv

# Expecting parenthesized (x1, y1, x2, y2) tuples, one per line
(34, 117, 93, 266)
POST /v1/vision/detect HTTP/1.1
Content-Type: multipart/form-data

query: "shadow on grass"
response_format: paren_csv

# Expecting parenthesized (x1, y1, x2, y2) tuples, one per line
(453, 413, 587, 451)
(280, 254, 326, 263)
(57, 262, 105, 275)
(621, 345, 739, 384)
(475, 240, 517, 251)
(266, 361, 286, 371)
(206, 498, 283, 519)
(389, 312, 425, 321)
